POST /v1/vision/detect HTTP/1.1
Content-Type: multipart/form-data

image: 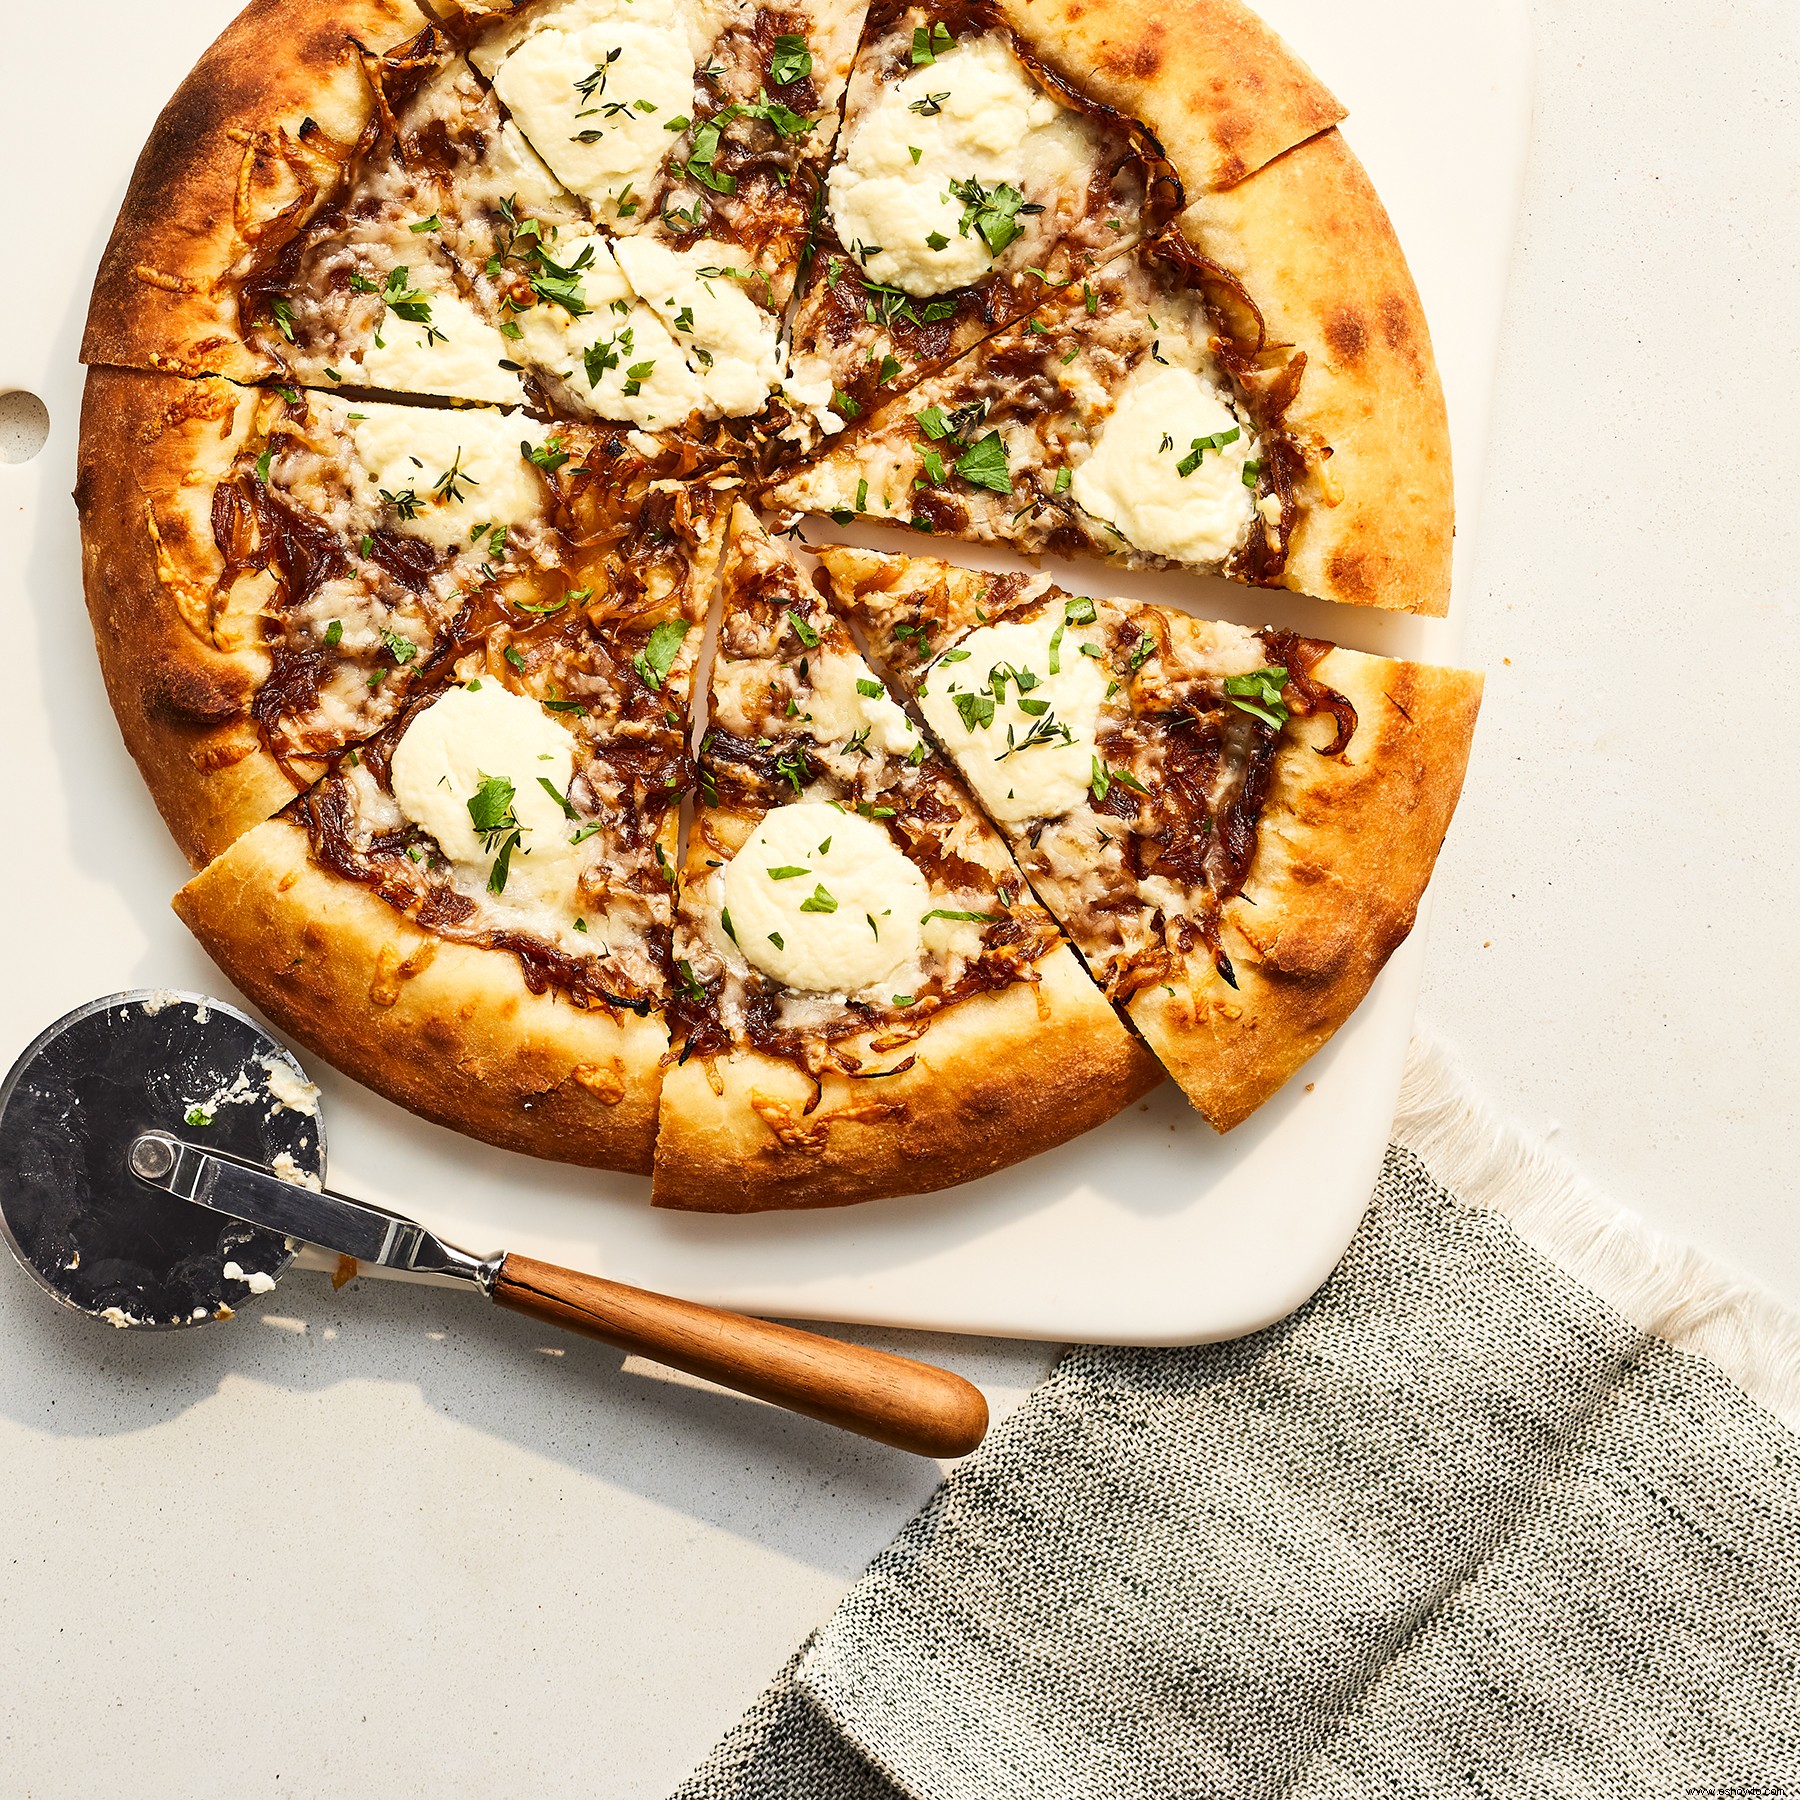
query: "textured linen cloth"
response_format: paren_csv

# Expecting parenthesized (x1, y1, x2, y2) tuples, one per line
(674, 1039, 1800, 1799)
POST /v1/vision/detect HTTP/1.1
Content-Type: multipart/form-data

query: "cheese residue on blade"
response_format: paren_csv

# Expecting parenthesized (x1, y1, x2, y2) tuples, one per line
(350, 405, 550, 550)
(917, 611, 1107, 823)
(353, 272, 527, 407)
(719, 804, 928, 994)
(389, 682, 585, 920)
(511, 234, 705, 426)
(1070, 365, 1259, 566)
(488, 0, 697, 225)
(827, 32, 1089, 298)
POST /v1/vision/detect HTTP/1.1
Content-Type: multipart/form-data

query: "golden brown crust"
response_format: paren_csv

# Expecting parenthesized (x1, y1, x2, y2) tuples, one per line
(816, 543, 1482, 1128)
(174, 819, 668, 1172)
(999, 0, 1343, 194)
(1129, 645, 1481, 1128)
(81, 0, 431, 381)
(75, 368, 306, 869)
(1179, 129, 1454, 615)
(651, 945, 1160, 1210)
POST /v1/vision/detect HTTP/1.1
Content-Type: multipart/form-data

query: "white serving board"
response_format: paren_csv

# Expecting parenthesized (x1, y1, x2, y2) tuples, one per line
(0, 0, 1529, 1343)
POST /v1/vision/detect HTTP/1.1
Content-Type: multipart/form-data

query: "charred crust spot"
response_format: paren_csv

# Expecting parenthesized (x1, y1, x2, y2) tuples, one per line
(153, 663, 251, 725)
(1325, 548, 1377, 603)
(1324, 304, 1369, 367)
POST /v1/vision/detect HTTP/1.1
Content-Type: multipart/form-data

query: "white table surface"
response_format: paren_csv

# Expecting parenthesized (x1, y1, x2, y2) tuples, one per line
(1, 0, 1795, 1793)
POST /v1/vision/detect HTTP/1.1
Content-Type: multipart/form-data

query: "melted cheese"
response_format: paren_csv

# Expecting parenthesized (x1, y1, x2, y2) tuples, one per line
(719, 804, 928, 994)
(918, 611, 1107, 823)
(349, 405, 549, 550)
(827, 33, 1089, 298)
(490, 120, 580, 217)
(1070, 365, 1258, 566)
(511, 234, 705, 426)
(488, 0, 696, 224)
(612, 237, 785, 418)
(354, 274, 527, 407)
(797, 650, 919, 756)
(389, 682, 583, 917)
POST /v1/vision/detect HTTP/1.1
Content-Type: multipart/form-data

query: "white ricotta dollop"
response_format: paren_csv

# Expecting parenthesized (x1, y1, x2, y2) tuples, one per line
(489, 119, 579, 217)
(1070, 365, 1259, 566)
(797, 652, 919, 756)
(389, 681, 584, 914)
(612, 237, 786, 418)
(350, 405, 550, 550)
(827, 33, 1087, 298)
(490, 0, 696, 224)
(720, 804, 929, 994)
(354, 274, 526, 407)
(511, 234, 705, 427)
(918, 611, 1107, 823)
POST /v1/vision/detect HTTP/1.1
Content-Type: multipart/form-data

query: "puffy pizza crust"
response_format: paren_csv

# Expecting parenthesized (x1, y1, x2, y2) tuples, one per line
(997, 0, 1344, 194)
(815, 543, 1481, 1128)
(174, 819, 668, 1172)
(1128, 641, 1481, 1129)
(75, 368, 304, 869)
(652, 944, 1160, 1210)
(82, 0, 433, 383)
(1180, 128, 1454, 616)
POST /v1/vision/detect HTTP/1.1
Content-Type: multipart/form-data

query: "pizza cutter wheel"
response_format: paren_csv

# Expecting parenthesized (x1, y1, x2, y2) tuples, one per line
(0, 993, 988, 1458)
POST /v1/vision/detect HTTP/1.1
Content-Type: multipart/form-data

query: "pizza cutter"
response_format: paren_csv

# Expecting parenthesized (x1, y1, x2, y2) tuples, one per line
(0, 992, 988, 1458)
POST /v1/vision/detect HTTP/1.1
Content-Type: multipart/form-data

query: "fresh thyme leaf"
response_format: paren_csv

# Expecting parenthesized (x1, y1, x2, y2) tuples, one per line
(268, 296, 295, 341)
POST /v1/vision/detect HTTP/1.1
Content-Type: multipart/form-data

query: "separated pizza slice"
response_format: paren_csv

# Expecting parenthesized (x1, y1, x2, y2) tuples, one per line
(818, 544, 1482, 1130)
(77, 368, 731, 865)
(173, 527, 716, 1172)
(766, 0, 1342, 458)
(653, 504, 1158, 1211)
(770, 153, 1454, 614)
(83, 0, 863, 436)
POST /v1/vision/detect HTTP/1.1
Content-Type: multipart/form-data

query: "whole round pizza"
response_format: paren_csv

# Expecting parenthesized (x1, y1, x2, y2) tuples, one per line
(74, 0, 1483, 1212)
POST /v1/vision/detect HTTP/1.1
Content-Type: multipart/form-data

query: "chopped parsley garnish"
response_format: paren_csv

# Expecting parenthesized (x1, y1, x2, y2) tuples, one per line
(1223, 665, 1290, 730)
(770, 32, 812, 84)
(799, 883, 838, 914)
(379, 628, 417, 666)
(524, 437, 571, 473)
(467, 774, 523, 894)
(773, 746, 809, 794)
(787, 610, 821, 649)
(767, 865, 808, 880)
(1053, 465, 1072, 492)
(1126, 632, 1157, 674)
(184, 1105, 214, 1127)
(911, 21, 954, 63)
(253, 448, 273, 485)
(831, 389, 860, 418)
(1176, 426, 1241, 478)
(946, 176, 1038, 258)
(409, 214, 441, 234)
(875, 355, 903, 385)
(504, 646, 527, 672)
(768, 932, 785, 950)
(1064, 597, 1097, 625)
(720, 907, 738, 943)
(268, 297, 296, 341)
(922, 909, 999, 924)
(952, 431, 1011, 494)
(538, 777, 577, 819)
(632, 618, 692, 691)
(1242, 459, 1265, 488)
(323, 620, 343, 648)
(676, 959, 706, 1005)
(855, 677, 884, 699)
(952, 690, 996, 732)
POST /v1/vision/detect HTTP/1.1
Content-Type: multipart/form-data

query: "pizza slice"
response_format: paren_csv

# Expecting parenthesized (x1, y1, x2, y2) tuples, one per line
(83, 0, 863, 434)
(652, 505, 1159, 1211)
(172, 529, 713, 1173)
(765, 0, 1343, 455)
(817, 543, 1482, 1130)
(769, 151, 1454, 615)
(77, 368, 730, 866)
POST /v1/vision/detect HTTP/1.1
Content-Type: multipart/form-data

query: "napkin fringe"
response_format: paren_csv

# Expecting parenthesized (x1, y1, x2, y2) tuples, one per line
(1394, 1027, 1800, 1432)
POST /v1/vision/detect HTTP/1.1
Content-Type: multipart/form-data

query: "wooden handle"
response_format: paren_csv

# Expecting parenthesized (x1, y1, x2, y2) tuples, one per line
(489, 1254, 989, 1459)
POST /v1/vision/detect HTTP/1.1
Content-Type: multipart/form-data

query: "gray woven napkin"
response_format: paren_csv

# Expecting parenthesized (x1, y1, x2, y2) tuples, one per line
(673, 1038, 1800, 1799)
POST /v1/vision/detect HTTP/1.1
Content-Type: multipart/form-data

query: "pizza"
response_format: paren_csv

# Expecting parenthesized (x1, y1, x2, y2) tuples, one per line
(75, 0, 1479, 1208)
(768, 137, 1452, 614)
(814, 546, 1482, 1128)
(654, 505, 1158, 1208)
